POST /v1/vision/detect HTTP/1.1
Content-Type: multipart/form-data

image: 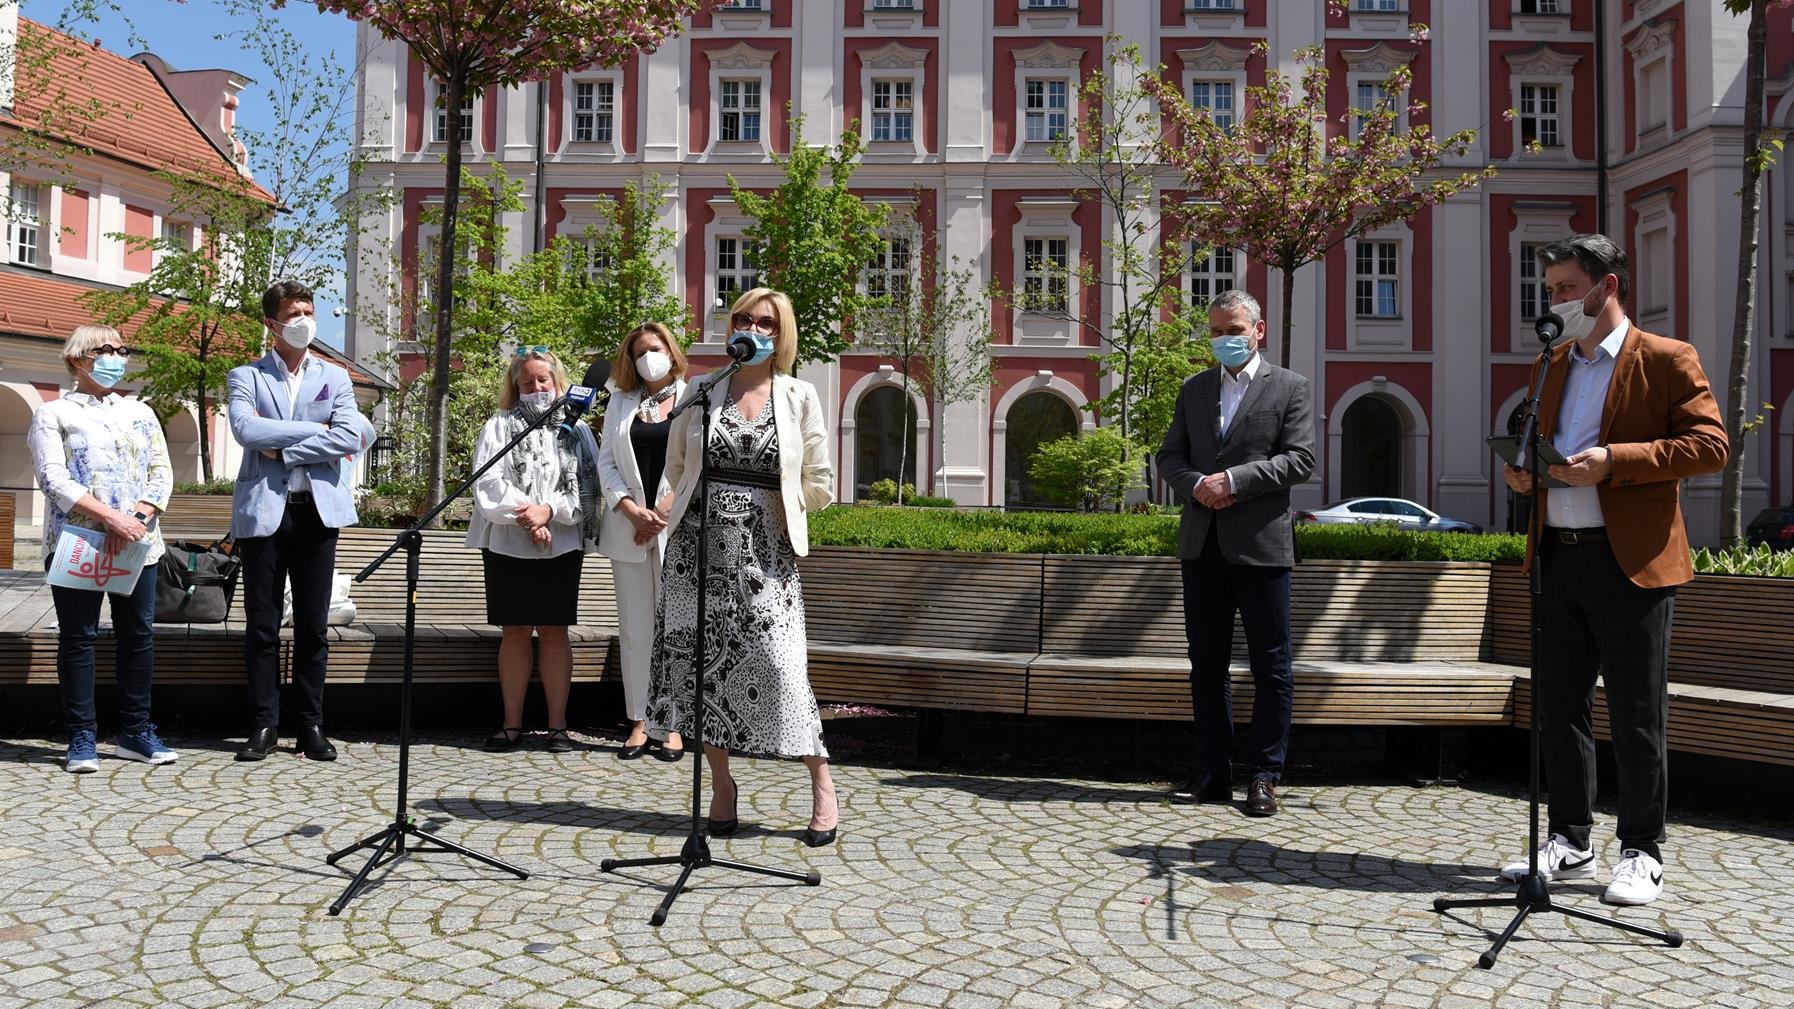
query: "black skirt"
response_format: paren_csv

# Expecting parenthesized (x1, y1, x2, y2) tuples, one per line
(481, 548, 583, 626)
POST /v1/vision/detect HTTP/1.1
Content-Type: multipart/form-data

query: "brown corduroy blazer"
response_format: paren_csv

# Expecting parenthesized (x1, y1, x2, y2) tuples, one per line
(1522, 324, 1729, 589)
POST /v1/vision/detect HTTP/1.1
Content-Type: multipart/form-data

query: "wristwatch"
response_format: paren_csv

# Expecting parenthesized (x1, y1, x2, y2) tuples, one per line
(132, 510, 150, 524)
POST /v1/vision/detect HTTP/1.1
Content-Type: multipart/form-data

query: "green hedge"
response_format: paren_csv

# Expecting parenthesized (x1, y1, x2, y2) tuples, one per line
(808, 506, 1527, 562)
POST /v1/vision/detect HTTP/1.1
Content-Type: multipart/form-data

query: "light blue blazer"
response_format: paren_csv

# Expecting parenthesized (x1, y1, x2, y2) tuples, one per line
(227, 351, 363, 538)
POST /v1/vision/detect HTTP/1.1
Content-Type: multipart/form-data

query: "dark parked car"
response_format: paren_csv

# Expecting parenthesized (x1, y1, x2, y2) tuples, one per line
(1746, 507, 1794, 550)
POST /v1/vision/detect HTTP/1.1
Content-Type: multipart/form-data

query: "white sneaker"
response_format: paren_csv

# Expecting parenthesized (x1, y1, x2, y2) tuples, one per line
(1499, 833, 1598, 882)
(1603, 849, 1664, 906)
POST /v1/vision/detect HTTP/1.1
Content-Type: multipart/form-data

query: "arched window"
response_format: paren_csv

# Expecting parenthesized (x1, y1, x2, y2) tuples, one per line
(1004, 391, 1077, 508)
(854, 385, 917, 498)
(1340, 395, 1403, 500)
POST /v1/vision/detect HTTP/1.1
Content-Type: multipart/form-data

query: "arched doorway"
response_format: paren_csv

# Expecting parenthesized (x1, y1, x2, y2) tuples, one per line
(854, 385, 917, 499)
(0, 383, 43, 528)
(163, 408, 203, 486)
(1004, 391, 1077, 508)
(1340, 395, 1402, 500)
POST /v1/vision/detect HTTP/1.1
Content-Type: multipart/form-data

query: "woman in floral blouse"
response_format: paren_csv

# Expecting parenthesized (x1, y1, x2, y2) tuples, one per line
(27, 324, 176, 773)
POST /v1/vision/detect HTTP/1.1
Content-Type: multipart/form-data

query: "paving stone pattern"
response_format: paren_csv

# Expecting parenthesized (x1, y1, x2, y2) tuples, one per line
(1, 734, 1790, 1009)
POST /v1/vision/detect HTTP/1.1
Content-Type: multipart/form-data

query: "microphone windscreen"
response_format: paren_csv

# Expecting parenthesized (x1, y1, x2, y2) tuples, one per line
(1534, 313, 1562, 343)
(726, 333, 757, 362)
(582, 358, 612, 389)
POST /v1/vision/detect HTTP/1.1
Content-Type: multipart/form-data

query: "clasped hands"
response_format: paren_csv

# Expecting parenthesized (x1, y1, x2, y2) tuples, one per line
(514, 502, 555, 548)
(1192, 472, 1236, 510)
(619, 498, 668, 546)
(101, 500, 157, 557)
(1503, 446, 1614, 494)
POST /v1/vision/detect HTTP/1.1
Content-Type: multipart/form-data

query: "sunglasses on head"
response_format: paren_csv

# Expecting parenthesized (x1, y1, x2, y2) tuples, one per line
(731, 312, 778, 333)
(88, 345, 132, 358)
(512, 345, 550, 358)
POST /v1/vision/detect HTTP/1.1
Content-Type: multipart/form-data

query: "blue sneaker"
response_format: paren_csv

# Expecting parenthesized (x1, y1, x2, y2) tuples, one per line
(115, 725, 178, 765)
(65, 729, 99, 773)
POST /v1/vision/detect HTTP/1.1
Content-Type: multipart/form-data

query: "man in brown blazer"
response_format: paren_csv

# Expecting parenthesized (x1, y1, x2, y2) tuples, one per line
(1501, 234, 1728, 906)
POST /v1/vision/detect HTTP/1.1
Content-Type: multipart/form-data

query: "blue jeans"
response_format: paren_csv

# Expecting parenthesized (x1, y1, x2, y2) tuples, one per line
(49, 557, 158, 735)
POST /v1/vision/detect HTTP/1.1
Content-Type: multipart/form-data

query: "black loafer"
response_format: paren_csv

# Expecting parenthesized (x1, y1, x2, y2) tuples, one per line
(235, 726, 278, 762)
(801, 827, 838, 848)
(1168, 771, 1232, 805)
(649, 740, 685, 763)
(297, 725, 338, 762)
(617, 740, 649, 760)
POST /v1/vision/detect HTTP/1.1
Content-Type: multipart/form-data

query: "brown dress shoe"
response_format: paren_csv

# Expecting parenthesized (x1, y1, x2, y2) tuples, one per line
(1245, 776, 1279, 817)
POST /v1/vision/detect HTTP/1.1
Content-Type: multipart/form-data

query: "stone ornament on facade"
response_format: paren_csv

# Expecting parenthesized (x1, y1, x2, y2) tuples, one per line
(1502, 45, 1582, 78)
(1339, 41, 1417, 76)
(710, 41, 776, 72)
(862, 41, 929, 73)
(1177, 40, 1253, 74)
(1624, 20, 1676, 62)
(1011, 39, 1083, 71)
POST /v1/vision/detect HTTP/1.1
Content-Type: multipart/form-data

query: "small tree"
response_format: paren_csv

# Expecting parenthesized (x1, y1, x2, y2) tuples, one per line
(1028, 427, 1146, 513)
(83, 176, 275, 481)
(1717, 0, 1792, 546)
(284, 0, 709, 514)
(560, 177, 693, 349)
(855, 214, 998, 504)
(1140, 20, 1492, 371)
(729, 117, 891, 365)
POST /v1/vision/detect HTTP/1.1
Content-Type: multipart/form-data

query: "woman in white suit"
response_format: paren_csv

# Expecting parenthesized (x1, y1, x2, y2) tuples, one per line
(596, 323, 687, 761)
(645, 287, 840, 847)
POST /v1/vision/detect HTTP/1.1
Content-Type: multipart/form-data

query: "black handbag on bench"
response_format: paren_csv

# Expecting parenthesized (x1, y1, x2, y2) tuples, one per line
(154, 538, 241, 623)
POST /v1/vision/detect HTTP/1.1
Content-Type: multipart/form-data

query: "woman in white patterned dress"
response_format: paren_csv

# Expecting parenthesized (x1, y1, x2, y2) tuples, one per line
(646, 287, 840, 847)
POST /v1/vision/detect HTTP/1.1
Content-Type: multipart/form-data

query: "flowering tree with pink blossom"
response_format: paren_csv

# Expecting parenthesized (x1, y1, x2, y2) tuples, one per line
(1139, 13, 1491, 372)
(275, 0, 710, 512)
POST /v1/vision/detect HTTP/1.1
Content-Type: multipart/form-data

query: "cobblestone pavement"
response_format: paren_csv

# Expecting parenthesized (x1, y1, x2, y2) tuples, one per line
(1, 732, 1789, 1009)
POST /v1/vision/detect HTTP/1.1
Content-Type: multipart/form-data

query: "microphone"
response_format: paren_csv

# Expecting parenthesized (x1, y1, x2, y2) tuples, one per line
(725, 332, 759, 362)
(560, 358, 611, 423)
(1534, 311, 1562, 344)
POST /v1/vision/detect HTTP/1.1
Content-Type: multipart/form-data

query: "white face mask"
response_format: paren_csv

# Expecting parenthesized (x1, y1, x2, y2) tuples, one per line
(278, 315, 317, 350)
(518, 390, 556, 410)
(636, 350, 672, 383)
(1548, 286, 1608, 343)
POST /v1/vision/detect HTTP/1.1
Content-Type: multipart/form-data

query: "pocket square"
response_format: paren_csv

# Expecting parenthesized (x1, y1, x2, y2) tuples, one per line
(313, 384, 330, 401)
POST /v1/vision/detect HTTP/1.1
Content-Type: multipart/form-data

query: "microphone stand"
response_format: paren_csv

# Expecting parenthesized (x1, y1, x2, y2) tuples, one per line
(1430, 323, 1682, 967)
(323, 391, 591, 914)
(601, 356, 821, 926)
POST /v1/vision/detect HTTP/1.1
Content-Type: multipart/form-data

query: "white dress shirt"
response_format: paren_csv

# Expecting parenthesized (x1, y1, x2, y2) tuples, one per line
(464, 413, 597, 559)
(1545, 319, 1627, 529)
(1215, 352, 1262, 495)
(278, 352, 312, 493)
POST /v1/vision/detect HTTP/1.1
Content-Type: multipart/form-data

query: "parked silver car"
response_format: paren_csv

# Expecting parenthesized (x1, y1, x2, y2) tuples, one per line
(1294, 497, 1484, 533)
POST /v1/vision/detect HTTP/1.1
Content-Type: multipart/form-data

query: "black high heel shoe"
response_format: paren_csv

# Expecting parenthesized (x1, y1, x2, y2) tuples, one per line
(706, 785, 738, 837)
(800, 826, 837, 848)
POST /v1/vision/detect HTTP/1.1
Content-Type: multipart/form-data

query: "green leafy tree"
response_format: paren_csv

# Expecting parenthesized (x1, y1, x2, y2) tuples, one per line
(1717, 0, 1793, 546)
(855, 213, 998, 504)
(557, 177, 693, 349)
(729, 116, 891, 365)
(1140, 16, 1492, 371)
(285, 0, 710, 513)
(1028, 427, 1147, 513)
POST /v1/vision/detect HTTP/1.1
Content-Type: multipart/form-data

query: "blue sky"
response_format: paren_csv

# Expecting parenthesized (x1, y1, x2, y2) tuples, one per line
(30, 0, 357, 349)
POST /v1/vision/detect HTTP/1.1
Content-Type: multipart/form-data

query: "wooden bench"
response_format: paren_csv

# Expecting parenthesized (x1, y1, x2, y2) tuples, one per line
(0, 491, 15, 569)
(798, 547, 1038, 715)
(1492, 564, 1794, 765)
(158, 492, 235, 541)
(1029, 556, 1518, 727)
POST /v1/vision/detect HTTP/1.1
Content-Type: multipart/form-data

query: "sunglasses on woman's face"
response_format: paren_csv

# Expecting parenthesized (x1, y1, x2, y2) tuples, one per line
(731, 312, 778, 333)
(88, 345, 132, 358)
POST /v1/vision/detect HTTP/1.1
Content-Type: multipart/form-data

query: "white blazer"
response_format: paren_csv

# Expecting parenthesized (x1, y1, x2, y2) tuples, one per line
(663, 372, 833, 557)
(595, 377, 686, 563)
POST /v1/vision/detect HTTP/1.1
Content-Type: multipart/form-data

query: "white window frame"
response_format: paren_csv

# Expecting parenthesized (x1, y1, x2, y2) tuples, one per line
(1177, 42, 1250, 139)
(1023, 79, 1070, 144)
(1506, 203, 1577, 349)
(706, 43, 775, 155)
(863, 231, 914, 304)
(1010, 41, 1082, 156)
(870, 0, 916, 8)
(567, 75, 620, 149)
(1341, 43, 1415, 142)
(1353, 0, 1398, 9)
(429, 81, 475, 147)
(1517, 0, 1563, 14)
(871, 79, 915, 144)
(1021, 236, 1070, 314)
(1632, 187, 1676, 336)
(1188, 243, 1236, 310)
(1011, 195, 1081, 345)
(1354, 240, 1401, 319)
(719, 79, 763, 143)
(1627, 22, 1676, 148)
(858, 42, 928, 155)
(6, 179, 45, 268)
(1348, 228, 1410, 350)
(1189, 79, 1238, 135)
(1505, 47, 1580, 162)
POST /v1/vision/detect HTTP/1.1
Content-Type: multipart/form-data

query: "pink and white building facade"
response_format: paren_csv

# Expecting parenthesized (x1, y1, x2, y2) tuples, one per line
(344, 0, 1794, 540)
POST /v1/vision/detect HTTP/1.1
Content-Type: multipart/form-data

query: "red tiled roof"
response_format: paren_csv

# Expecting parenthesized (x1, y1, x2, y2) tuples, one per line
(3, 18, 275, 203)
(0, 271, 388, 389)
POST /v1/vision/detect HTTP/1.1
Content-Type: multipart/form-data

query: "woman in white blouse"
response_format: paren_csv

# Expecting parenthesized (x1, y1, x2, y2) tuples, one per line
(464, 347, 599, 754)
(27, 324, 176, 773)
(596, 323, 687, 761)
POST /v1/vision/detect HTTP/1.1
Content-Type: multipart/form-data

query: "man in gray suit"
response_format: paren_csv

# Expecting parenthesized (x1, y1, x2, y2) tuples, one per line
(1155, 289, 1315, 816)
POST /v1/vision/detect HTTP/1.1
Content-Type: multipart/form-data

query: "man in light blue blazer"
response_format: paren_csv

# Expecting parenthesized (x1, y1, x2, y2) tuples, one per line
(227, 280, 363, 763)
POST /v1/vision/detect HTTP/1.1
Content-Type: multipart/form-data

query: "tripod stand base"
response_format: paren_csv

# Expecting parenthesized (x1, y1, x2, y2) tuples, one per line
(1433, 874, 1683, 968)
(325, 816, 529, 916)
(601, 832, 821, 926)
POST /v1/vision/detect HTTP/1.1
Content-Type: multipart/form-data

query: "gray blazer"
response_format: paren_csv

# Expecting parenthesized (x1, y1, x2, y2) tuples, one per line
(226, 351, 363, 539)
(1156, 360, 1316, 566)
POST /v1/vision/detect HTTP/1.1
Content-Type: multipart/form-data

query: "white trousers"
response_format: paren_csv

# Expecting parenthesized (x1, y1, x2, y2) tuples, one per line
(609, 548, 662, 721)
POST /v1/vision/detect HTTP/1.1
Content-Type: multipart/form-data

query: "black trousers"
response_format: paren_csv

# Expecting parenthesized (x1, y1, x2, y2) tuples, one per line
(1180, 525, 1294, 782)
(1536, 536, 1675, 860)
(239, 496, 338, 730)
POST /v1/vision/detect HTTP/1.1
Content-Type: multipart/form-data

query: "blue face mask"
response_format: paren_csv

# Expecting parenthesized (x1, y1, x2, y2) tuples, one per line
(1209, 335, 1256, 369)
(89, 354, 128, 389)
(734, 329, 776, 366)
